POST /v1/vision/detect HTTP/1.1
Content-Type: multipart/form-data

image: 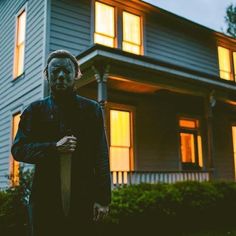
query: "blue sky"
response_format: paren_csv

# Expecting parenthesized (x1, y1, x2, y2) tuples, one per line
(144, 0, 236, 33)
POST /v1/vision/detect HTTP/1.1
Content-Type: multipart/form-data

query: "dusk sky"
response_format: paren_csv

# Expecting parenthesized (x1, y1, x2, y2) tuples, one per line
(144, 0, 236, 33)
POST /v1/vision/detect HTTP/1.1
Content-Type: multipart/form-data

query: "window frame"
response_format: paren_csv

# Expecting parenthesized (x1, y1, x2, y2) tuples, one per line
(231, 124, 236, 180)
(106, 102, 135, 172)
(13, 5, 27, 80)
(92, 0, 144, 54)
(217, 45, 236, 82)
(10, 111, 21, 186)
(122, 10, 143, 55)
(93, 1, 117, 48)
(178, 117, 203, 171)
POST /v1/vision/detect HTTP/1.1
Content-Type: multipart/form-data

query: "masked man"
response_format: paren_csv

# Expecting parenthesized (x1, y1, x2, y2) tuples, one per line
(11, 50, 111, 236)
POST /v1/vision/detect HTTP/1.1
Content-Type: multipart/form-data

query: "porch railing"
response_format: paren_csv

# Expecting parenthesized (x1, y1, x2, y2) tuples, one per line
(111, 171, 211, 188)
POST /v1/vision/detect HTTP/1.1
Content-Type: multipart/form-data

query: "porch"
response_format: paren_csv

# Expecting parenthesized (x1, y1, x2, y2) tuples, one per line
(76, 44, 236, 183)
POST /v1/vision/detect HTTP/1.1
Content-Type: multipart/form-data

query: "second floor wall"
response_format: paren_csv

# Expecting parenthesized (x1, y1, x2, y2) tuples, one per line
(49, 0, 221, 79)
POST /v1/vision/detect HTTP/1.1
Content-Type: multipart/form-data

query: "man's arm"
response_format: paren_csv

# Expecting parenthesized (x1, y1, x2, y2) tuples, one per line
(11, 104, 58, 165)
(94, 102, 111, 206)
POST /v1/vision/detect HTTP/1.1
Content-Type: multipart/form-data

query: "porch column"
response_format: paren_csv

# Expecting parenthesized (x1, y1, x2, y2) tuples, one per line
(205, 90, 216, 178)
(92, 64, 110, 116)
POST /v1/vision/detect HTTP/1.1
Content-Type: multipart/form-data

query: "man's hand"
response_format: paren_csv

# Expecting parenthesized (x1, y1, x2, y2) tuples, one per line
(56, 135, 77, 153)
(93, 202, 109, 222)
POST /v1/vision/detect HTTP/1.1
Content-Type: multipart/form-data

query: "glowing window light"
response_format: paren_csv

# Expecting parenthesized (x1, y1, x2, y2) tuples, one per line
(179, 119, 198, 129)
(233, 52, 236, 81)
(94, 1, 115, 47)
(197, 135, 203, 167)
(180, 133, 195, 163)
(231, 126, 236, 180)
(218, 46, 232, 81)
(123, 11, 141, 54)
(14, 10, 26, 78)
(110, 110, 131, 174)
(10, 113, 21, 186)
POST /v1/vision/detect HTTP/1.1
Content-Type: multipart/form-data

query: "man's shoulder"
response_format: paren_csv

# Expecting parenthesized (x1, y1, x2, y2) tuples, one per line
(22, 97, 51, 114)
(75, 95, 100, 110)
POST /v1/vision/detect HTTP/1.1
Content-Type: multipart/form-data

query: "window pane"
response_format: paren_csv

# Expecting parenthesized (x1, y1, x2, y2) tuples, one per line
(110, 110, 130, 146)
(94, 33, 114, 47)
(95, 1, 114, 47)
(110, 147, 130, 171)
(17, 43, 25, 76)
(180, 133, 195, 163)
(14, 10, 26, 77)
(218, 46, 231, 80)
(197, 135, 203, 167)
(179, 119, 197, 129)
(18, 11, 26, 44)
(232, 126, 236, 180)
(123, 12, 141, 44)
(11, 113, 21, 186)
(122, 42, 140, 54)
(233, 52, 236, 81)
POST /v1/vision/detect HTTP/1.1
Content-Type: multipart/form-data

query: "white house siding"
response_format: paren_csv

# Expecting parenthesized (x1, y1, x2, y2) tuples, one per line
(50, 0, 92, 55)
(145, 15, 219, 77)
(0, 0, 46, 187)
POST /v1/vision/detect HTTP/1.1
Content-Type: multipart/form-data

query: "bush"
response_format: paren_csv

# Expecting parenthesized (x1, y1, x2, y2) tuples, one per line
(101, 181, 236, 235)
(1, 176, 236, 235)
(0, 166, 33, 235)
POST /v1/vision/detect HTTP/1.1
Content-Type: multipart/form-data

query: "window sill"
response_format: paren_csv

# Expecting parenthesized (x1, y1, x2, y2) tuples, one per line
(12, 72, 25, 83)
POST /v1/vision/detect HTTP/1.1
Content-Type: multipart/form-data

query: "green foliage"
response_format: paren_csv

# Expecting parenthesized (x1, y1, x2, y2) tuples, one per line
(0, 166, 34, 235)
(225, 4, 236, 38)
(1, 175, 236, 235)
(102, 181, 236, 235)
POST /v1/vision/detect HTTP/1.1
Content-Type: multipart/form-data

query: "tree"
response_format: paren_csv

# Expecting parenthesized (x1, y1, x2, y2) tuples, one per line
(225, 4, 236, 38)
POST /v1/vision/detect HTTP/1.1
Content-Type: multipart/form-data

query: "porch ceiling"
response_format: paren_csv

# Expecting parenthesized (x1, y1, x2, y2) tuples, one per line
(108, 76, 161, 94)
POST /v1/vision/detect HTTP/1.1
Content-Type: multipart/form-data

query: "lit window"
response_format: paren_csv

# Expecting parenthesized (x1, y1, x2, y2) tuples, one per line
(14, 10, 26, 78)
(233, 52, 236, 81)
(180, 133, 195, 163)
(179, 118, 203, 170)
(94, 1, 115, 47)
(217, 46, 232, 81)
(10, 113, 21, 186)
(231, 126, 236, 180)
(109, 109, 133, 184)
(123, 11, 141, 55)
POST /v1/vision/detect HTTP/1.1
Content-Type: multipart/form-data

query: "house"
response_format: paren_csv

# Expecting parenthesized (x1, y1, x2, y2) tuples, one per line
(1, 0, 236, 189)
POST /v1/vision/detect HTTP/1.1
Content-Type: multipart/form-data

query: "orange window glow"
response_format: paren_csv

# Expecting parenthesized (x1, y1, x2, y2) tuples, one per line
(218, 46, 232, 81)
(231, 126, 236, 180)
(11, 113, 21, 186)
(197, 135, 203, 167)
(94, 1, 115, 47)
(233, 52, 236, 81)
(110, 110, 131, 172)
(179, 119, 198, 129)
(14, 10, 26, 78)
(180, 133, 195, 163)
(123, 11, 141, 55)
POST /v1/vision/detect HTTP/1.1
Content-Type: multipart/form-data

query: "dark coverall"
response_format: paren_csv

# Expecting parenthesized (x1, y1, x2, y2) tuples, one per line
(11, 93, 111, 235)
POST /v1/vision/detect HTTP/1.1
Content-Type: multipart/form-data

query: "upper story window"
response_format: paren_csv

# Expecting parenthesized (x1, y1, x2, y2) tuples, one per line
(14, 9, 26, 78)
(179, 118, 203, 171)
(122, 11, 141, 55)
(217, 46, 236, 81)
(94, 1, 143, 55)
(94, 1, 115, 47)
